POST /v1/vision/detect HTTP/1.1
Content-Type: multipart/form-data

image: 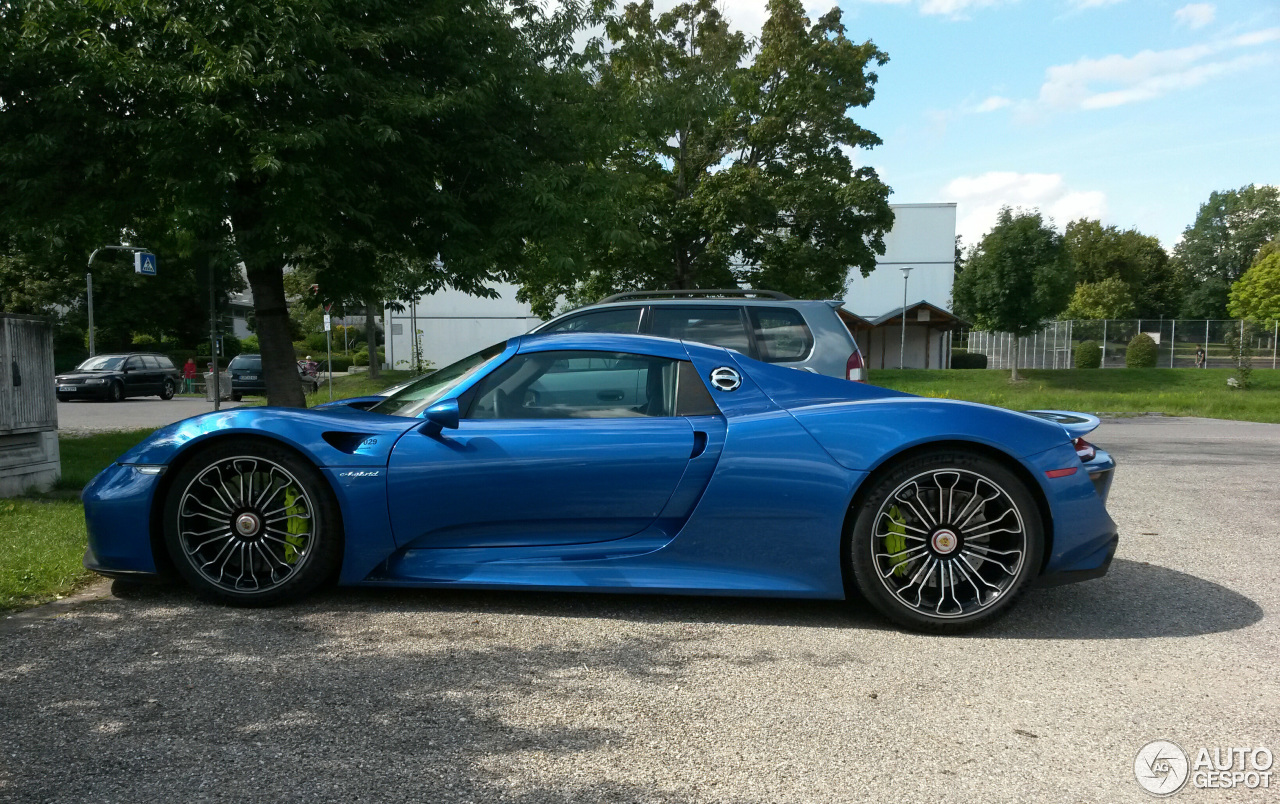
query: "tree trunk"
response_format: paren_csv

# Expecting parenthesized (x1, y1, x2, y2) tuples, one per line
(245, 260, 306, 408)
(365, 298, 380, 379)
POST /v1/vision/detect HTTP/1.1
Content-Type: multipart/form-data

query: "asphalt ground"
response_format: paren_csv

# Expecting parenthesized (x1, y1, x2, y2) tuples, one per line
(2, 417, 1277, 803)
(57, 397, 244, 436)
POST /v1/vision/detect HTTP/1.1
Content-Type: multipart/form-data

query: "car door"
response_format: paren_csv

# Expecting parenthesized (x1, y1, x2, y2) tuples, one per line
(386, 349, 706, 549)
(122, 356, 149, 396)
(140, 355, 164, 393)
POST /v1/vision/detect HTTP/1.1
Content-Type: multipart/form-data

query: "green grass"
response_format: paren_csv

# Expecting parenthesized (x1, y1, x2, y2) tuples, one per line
(57, 429, 158, 491)
(871, 368, 1280, 423)
(305, 369, 413, 407)
(0, 498, 93, 611)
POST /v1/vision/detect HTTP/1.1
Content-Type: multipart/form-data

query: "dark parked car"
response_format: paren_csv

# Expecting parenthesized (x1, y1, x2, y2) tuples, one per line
(229, 354, 320, 400)
(55, 353, 180, 402)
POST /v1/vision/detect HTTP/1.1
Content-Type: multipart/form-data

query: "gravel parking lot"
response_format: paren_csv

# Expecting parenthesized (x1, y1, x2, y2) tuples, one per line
(3, 417, 1277, 803)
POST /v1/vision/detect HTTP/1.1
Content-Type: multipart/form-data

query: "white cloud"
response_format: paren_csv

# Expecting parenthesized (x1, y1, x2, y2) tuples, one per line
(1174, 3, 1215, 30)
(943, 172, 1106, 243)
(1036, 28, 1280, 111)
(972, 95, 1013, 113)
(857, 0, 1006, 19)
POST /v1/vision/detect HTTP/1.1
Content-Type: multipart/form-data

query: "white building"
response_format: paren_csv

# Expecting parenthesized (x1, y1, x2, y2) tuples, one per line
(385, 202, 960, 371)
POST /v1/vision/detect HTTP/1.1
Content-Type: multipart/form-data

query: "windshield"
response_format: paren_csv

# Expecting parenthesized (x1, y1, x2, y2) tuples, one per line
(372, 342, 507, 418)
(75, 356, 125, 371)
(230, 355, 262, 370)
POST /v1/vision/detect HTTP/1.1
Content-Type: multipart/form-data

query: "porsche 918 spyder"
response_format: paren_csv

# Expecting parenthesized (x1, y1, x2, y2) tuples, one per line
(83, 332, 1118, 632)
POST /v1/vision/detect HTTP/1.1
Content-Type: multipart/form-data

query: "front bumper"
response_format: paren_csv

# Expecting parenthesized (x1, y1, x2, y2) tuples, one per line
(82, 462, 165, 577)
(56, 383, 111, 399)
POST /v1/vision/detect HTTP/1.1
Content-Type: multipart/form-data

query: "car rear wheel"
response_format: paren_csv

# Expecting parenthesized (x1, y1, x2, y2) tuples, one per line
(163, 439, 342, 606)
(107, 381, 124, 402)
(160, 378, 175, 400)
(849, 450, 1043, 633)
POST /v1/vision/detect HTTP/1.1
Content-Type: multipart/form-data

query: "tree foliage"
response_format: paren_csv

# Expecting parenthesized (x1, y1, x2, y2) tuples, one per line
(1174, 184, 1280, 318)
(1228, 251, 1280, 322)
(1060, 277, 1136, 320)
(952, 208, 1072, 378)
(1063, 219, 1179, 318)
(516, 0, 894, 316)
(2, 0, 592, 405)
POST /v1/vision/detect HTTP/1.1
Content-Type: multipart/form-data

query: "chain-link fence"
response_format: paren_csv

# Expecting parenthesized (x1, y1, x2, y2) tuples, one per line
(959, 320, 1280, 370)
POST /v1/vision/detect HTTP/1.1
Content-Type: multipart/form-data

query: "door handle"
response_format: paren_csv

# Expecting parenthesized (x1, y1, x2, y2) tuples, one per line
(597, 390, 623, 402)
(690, 431, 707, 459)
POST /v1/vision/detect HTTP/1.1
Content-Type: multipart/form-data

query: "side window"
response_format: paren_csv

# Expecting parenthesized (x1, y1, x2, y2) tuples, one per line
(155, 356, 176, 370)
(650, 307, 751, 355)
(141, 356, 161, 369)
(465, 350, 680, 419)
(542, 307, 642, 334)
(750, 307, 814, 362)
(125, 356, 144, 370)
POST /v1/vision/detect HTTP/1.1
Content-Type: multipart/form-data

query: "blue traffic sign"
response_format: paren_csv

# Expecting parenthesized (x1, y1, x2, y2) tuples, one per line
(135, 252, 157, 275)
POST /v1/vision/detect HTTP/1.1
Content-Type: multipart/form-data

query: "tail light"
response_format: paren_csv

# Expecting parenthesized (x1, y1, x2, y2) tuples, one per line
(1074, 437, 1096, 462)
(846, 350, 865, 382)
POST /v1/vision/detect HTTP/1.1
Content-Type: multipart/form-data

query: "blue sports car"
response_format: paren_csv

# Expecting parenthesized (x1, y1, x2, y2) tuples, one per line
(83, 332, 1118, 632)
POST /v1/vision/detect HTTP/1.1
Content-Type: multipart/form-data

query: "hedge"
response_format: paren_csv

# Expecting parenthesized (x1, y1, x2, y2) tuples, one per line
(1074, 340, 1102, 369)
(949, 351, 988, 369)
(1125, 333, 1158, 368)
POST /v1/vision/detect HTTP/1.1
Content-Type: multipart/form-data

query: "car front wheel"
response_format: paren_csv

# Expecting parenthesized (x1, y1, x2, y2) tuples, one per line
(849, 450, 1043, 633)
(162, 439, 342, 605)
(107, 381, 124, 402)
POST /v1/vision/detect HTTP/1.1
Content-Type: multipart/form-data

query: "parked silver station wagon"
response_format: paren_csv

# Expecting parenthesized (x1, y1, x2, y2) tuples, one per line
(531, 290, 869, 382)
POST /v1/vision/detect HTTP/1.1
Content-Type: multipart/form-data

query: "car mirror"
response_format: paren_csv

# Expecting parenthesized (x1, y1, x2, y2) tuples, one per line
(420, 398, 460, 433)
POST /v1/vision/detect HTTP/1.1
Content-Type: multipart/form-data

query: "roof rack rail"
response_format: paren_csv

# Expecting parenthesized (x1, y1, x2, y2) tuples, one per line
(596, 288, 794, 303)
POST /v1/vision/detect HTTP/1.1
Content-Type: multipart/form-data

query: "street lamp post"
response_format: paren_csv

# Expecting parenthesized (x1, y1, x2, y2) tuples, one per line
(86, 245, 155, 357)
(899, 266, 913, 369)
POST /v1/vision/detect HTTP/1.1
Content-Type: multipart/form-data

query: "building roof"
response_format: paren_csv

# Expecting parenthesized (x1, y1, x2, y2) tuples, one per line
(870, 301, 970, 329)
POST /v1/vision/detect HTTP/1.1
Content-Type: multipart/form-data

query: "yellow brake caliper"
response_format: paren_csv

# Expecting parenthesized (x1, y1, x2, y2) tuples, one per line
(281, 487, 309, 564)
(884, 505, 909, 577)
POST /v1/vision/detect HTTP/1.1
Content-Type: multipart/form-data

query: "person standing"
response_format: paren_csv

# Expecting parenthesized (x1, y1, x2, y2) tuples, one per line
(183, 357, 198, 392)
(1195, 347, 1206, 369)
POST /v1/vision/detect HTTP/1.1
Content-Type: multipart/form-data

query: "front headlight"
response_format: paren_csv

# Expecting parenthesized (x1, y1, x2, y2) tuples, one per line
(85, 378, 106, 385)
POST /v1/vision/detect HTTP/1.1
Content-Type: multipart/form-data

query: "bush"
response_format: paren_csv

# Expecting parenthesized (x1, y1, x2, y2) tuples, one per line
(1125, 333, 1158, 368)
(351, 348, 385, 367)
(950, 350, 988, 369)
(241, 334, 260, 353)
(131, 333, 158, 349)
(1074, 340, 1102, 369)
(304, 331, 329, 353)
(319, 354, 353, 373)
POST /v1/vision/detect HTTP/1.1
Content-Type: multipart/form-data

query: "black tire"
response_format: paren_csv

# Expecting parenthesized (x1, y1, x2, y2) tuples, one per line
(57, 394, 70, 403)
(849, 449, 1043, 634)
(162, 438, 343, 606)
(160, 378, 176, 400)
(231, 393, 242, 402)
(107, 381, 124, 402)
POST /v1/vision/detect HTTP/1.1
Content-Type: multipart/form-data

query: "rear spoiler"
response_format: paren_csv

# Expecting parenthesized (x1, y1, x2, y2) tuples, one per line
(1022, 410, 1101, 440)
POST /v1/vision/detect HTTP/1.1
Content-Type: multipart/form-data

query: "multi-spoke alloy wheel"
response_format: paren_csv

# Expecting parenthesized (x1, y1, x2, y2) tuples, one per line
(164, 440, 341, 605)
(849, 451, 1043, 633)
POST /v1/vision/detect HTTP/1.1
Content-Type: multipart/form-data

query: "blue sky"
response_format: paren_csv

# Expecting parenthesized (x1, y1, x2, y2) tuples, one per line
(704, 0, 1280, 247)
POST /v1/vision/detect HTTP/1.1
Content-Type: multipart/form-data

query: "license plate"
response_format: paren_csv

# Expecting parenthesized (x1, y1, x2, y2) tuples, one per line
(58, 385, 76, 392)
(241, 375, 257, 380)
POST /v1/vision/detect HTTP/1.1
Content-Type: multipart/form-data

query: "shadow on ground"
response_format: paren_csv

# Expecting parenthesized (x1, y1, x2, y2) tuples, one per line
(111, 555, 1262, 641)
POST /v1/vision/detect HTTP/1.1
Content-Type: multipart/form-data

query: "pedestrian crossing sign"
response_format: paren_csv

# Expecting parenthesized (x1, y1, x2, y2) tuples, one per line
(134, 252, 157, 275)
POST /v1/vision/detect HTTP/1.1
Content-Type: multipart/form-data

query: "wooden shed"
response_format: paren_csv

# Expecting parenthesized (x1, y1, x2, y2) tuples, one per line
(0, 314, 60, 496)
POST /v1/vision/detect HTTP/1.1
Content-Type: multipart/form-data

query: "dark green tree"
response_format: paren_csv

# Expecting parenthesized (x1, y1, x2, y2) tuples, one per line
(952, 208, 1073, 380)
(517, 0, 893, 316)
(1174, 184, 1280, 318)
(2, 0, 592, 405)
(1063, 219, 1180, 318)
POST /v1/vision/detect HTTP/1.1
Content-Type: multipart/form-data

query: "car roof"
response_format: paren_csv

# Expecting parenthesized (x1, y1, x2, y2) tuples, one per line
(516, 331, 704, 360)
(567, 298, 836, 311)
